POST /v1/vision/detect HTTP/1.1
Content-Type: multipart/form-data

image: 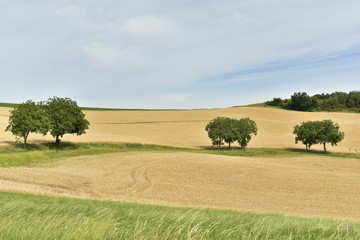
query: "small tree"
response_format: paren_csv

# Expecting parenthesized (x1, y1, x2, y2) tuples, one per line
(6, 100, 49, 147)
(266, 98, 284, 107)
(42, 97, 90, 145)
(293, 121, 318, 150)
(236, 117, 258, 148)
(293, 120, 344, 152)
(315, 120, 344, 152)
(205, 117, 226, 148)
(205, 117, 257, 149)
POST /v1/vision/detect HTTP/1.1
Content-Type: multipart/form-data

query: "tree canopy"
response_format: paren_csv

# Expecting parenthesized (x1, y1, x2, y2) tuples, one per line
(293, 120, 344, 152)
(6, 100, 50, 146)
(205, 117, 257, 148)
(265, 90, 360, 112)
(290, 92, 317, 111)
(42, 97, 90, 145)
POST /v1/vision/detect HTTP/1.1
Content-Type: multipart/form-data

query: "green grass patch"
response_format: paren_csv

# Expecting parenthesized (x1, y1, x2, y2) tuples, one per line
(0, 142, 180, 167)
(0, 102, 18, 108)
(240, 102, 267, 107)
(0, 102, 188, 111)
(80, 107, 191, 111)
(198, 147, 360, 159)
(0, 191, 359, 240)
(1, 142, 359, 167)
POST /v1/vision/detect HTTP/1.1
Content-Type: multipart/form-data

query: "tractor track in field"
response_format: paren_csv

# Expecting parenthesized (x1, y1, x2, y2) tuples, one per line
(1, 151, 360, 220)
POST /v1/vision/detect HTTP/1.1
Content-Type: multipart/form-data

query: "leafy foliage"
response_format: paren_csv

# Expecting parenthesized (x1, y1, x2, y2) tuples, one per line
(293, 120, 344, 152)
(236, 117, 258, 148)
(42, 97, 90, 145)
(290, 92, 317, 111)
(205, 117, 257, 148)
(5, 100, 50, 146)
(265, 98, 285, 107)
(265, 90, 360, 112)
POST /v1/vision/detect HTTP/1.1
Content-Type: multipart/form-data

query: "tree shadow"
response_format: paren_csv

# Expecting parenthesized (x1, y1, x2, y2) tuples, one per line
(198, 145, 330, 154)
(3, 141, 79, 151)
(42, 142, 79, 150)
(283, 148, 329, 155)
(197, 145, 247, 151)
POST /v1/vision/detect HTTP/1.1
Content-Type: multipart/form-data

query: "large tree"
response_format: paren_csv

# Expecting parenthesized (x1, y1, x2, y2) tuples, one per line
(293, 120, 344, 152)
(42, 97, 90, 145)
(6, 100, 49, 146)
(205, 117, 257, 148)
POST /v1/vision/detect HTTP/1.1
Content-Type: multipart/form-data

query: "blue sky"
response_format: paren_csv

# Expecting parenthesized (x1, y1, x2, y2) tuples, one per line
(1, 0, 359, 109)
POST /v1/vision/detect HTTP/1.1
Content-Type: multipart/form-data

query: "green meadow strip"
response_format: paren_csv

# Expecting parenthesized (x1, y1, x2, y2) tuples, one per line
(1, 142, 359, 167)
(101, 120, 206, 124)
(0, 191, 359, 240)
(0, 102, 18, 108)
(0, 143, 178, 167)
(80, 107, 189, 111)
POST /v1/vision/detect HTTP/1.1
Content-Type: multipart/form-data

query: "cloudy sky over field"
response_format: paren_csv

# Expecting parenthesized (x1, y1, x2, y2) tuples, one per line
(1, 0, 360, 109)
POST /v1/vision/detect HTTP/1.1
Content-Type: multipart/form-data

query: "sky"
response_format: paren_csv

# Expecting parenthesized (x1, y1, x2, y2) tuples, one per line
(1, 0, 360, 109)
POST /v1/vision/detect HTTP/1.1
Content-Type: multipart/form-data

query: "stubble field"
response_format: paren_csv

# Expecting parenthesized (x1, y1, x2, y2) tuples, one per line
(1, 106, 360, 220)
(1, 106, 359, 151)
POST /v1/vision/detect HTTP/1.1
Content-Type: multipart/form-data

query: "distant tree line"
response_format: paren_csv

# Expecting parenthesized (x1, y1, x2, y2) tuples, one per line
(6, 97, 89, 147)
(266, 91, 360, 112)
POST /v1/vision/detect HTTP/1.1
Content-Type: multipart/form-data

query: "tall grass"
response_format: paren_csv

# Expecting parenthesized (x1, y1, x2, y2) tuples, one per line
(0, 191, 359, 240)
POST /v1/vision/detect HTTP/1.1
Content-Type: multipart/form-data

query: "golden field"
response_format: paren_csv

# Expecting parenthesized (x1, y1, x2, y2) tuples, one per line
(1, 152, 360, 220)
(1, 106, 360, 220)
(1, 106, 359, 152)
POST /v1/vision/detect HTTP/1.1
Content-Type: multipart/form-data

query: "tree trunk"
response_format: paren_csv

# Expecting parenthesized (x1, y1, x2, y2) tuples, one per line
(23, 132, 29, 148)
(228, 142, 231, 148)
(323, 143, 327, 152)
(55, 135, 61, 146)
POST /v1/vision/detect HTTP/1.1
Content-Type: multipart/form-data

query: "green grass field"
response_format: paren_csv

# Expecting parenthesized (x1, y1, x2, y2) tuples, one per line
(1, 142, 359, 168)
(0, 102, 19, 108)
(1, 191, 359, 240)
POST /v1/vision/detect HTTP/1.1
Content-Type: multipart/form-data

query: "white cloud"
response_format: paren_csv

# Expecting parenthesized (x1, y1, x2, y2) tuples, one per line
(159, 94, 191, 102)
(55, 5, 88, 18)
(81, 41, 145, 67)
(121, 16, 175, 38)
(82, 42, 119, 66)
(55, 5, 89, 26)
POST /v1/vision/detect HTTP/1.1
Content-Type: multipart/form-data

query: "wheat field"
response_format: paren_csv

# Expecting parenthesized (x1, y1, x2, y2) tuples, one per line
(1, 152, 360, 220)
(1, 106, 360, 220)
(1, 106, 359, 152)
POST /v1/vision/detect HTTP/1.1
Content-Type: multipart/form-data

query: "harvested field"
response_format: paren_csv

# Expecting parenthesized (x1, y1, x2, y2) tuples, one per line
(1, 106, 359, 152)
(1, 151, 360, 220)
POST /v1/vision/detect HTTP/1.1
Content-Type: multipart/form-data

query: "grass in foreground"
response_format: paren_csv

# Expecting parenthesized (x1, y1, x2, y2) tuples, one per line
(1, 142, 359, 167)
(0, 191, 359, 240)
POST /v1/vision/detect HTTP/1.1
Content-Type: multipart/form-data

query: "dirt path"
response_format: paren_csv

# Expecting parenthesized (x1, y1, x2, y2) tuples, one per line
(1, 152, 360, 220)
